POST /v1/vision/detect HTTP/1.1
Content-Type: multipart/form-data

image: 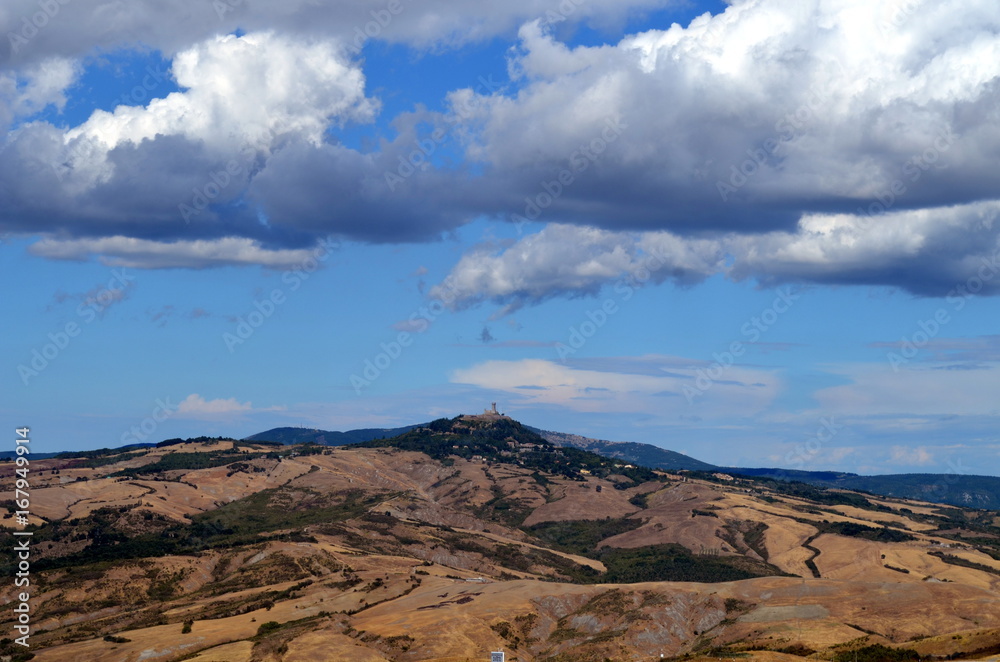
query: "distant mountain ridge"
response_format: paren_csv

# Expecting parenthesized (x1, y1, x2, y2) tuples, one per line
(530, 427, 717, 472)
(728, 468, 1000, 510)
(243, 422, 1000, 510)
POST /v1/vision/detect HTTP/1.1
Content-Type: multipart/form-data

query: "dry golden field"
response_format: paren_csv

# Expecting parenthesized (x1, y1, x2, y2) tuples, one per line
(2, 422, 998, 662)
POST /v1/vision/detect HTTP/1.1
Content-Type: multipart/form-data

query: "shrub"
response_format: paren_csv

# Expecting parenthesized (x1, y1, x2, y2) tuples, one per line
(257, 621, 282, 636)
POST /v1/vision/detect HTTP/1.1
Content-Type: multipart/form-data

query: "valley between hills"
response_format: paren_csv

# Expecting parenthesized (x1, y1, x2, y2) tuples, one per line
(3, 414, 1000, 662)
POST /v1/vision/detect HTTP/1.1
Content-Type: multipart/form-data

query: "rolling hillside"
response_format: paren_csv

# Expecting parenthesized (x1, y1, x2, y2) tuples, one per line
(245, 422, 1000, 509)
(6, 414, 998, 662)
(729, 468, 1000, 511)
(532, 427, 717, 472)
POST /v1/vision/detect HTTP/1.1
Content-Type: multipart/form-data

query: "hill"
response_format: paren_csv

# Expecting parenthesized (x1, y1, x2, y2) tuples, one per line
(6, 417, 998, 662)
(245, 423, 998, 510)
(245, 425, 418, 446)
(730, 468, 1000, 510)
(353, 414, 660, 487)
(533, 427, 717, 471)
(534, 428, 1000, 510)
(834, 473, 1000, 509)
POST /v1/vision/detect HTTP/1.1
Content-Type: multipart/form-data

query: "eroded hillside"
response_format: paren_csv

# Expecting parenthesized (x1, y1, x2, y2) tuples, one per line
(2, 417, 999, 662)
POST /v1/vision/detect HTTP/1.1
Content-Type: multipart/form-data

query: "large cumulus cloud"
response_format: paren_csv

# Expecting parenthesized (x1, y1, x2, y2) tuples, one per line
(435, 202, 1000, 312)
(0, 0, 679, 67)
(453, 0, 1000, 229)
(2, 0, 1000, 291)
(430, 224, 725, 310)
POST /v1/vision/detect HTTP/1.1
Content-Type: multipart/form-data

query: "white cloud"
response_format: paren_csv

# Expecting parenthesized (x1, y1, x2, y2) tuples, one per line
(813, 362, 1000, 417)
(446, 0, 1000, 242)
(28, 236, 330, 270)
(431, 224, 723, 310)
(0, 28, 475, 259)
(0, 0, 681, 67)
(5, 0, 1000, 290)
(59, 31, 375, 191)
(414, 0, 1000, 307)
(0, 57, 77, 130)
(434, 200, 1000, 311)
(725, 201, 1000, 293)
(177, 394, 252, 417)
(450, 355, 781, 418)
(77, 31, 373, 146)
(889, 445, 935, 466)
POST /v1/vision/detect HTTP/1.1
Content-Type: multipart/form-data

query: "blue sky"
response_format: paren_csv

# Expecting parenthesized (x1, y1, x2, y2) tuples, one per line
(2, 0, 999, 476)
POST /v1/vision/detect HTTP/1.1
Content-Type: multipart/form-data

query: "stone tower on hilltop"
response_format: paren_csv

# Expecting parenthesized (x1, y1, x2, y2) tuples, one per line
(468, 402, 506, 420)
(461, 403, 508, 423)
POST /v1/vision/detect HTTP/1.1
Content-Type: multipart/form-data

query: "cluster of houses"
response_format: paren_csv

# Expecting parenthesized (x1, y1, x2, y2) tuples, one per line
(460, 440, 563, 464)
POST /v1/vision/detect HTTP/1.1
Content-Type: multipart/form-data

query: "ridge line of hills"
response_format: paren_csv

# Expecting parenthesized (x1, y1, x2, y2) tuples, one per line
(244, 422, 1000, 510)
(5, 418, 993, 510)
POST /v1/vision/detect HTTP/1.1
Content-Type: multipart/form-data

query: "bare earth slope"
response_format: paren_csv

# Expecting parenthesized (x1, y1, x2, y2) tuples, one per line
(2, 418, 999, 662)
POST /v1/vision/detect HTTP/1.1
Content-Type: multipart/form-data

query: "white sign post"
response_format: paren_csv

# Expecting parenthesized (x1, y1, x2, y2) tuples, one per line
(491, 652, 505, 662)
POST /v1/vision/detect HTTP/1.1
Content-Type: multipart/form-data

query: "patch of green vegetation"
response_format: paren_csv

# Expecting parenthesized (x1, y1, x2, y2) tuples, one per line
(441, 531, 600, 580)
(197, 487, 366, 535)
(724, 598, 753, 613)
(204, 558, 316, 598)
(475, 486, 534, 527)
(225, 461, 270, 477)
(0, 638, 36, 662)
(56, 445, 148, 461)
(944, 642, 1000, 659)
(492, 613, 539, 649)
(833, 644, 920, 662)
(975, 545, 1000, 562)
(32, 487, 395, 572)
(577, 589, 634, 616)
(722, 474, 892, 512)
(802, 534, 822, 578)
(256, 621, 282, 636)
(596, 544, 789, 583)
(549, 625, 585, 644)
(147, 569, 187, 600)
(719, 520, 770, 560)
(111, 451, 245, 477)
(526, 518, 644, 556)
(743, 522, 769, 559)
(525, 519, 784, 583)
(354, 416, 661, 486)
(629, 492, 651, 508)
(814, 520, 915, 543)
(491, 621, 514, 639)
(18, 504, 133, 547)
(705, 647, 751, 658)
(77, 451, 145, 468)
(928, 550, 1000, 576)
(156, 436, 238, 447)
(531, 471, 553, 488)
(776, 644, 816, 656)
